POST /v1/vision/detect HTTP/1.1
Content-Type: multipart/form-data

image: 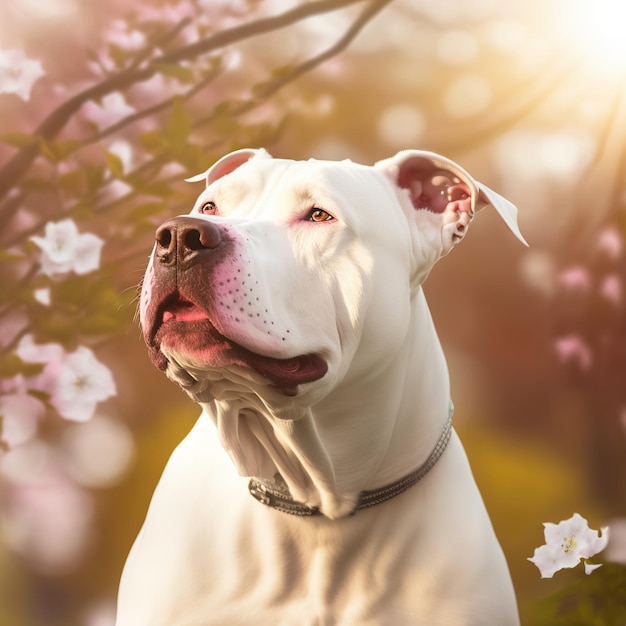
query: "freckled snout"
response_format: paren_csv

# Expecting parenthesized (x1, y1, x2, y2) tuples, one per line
(155, 217, 223, 267)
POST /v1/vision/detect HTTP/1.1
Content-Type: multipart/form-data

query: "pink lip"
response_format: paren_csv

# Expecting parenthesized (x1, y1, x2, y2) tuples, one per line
(162, 300, 210, 323)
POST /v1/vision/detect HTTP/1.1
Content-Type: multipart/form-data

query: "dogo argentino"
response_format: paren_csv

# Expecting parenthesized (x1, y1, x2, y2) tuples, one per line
(116, 148, 525, 626)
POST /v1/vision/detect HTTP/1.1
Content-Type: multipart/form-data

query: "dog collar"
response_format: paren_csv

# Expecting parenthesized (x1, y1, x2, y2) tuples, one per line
(248, 403, 454, 518)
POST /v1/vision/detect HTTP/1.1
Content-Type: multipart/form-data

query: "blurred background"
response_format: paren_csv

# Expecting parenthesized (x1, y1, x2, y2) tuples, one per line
(0, 0, 625, 624)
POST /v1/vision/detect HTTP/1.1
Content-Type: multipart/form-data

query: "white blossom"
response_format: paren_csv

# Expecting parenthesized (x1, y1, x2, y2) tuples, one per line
(0, 48, 45, 100)
(33, 287, 51, 306)
(52, 346, 116, 422)
(528, 513, 609, 578)
(30, 219, 104, 276)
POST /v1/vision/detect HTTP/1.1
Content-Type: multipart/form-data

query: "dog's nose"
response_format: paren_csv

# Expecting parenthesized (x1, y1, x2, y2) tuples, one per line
(155, 217, 223, 265)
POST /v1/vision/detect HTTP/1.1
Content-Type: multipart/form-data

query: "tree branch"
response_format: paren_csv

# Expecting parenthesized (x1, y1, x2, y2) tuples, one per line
(196, 0, 393, 124)
(0, 0, 371, 206)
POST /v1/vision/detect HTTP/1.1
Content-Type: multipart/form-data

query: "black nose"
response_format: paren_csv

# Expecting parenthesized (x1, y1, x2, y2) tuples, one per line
(155, 217, 223, 265)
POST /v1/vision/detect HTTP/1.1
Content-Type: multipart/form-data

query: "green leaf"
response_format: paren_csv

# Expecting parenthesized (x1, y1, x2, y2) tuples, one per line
(108, 43, 130, 70)
(53, 139, 83, 159)
(104, 150, 125, 178)
(1, 132, 37, 148)
(69, 200, 95, 220)
(0, 249, 27, 263)
(166, 97, 192, 154)
(37, 137, 59, 163)
(80, 312, 124, 335)
(527, 562, 626, 626)
(154, 63, 195, 83)
(139, 180, 173, 198)
(27, 389, 51, 404)
(128, 201, 167, 221)
(19, 177, 55, 192)
(139, 130, 167, 154)
(0, 354, 45, 378)
(84, 165, 106, 194)
(211, 112, 238, 136)
(58, 169, 86, 196)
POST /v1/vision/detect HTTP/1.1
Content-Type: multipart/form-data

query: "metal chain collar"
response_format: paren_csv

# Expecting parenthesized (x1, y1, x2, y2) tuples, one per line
(248, 403, 454, 518)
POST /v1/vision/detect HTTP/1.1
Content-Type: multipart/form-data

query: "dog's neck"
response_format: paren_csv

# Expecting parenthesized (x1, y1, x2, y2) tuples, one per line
(201, 289, 452, 520)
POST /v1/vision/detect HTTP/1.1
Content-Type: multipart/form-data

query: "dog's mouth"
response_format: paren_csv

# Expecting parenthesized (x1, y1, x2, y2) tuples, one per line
(145, 292, 327, 396)
(161, 298, 211, 324)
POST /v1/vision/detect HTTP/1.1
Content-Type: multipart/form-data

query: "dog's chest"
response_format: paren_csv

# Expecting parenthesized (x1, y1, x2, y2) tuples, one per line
(166, 514, 424, 626)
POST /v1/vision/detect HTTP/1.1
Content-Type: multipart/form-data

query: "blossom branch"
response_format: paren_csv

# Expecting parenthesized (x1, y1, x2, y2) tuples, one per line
(0, 0, 369, 206)
(196, 0, 394, 125)
(83, 63, 223, 146)
(2, 0, 391, 249)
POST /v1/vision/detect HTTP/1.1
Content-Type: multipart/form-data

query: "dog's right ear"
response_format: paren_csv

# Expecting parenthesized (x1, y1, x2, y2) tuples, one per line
(185, 148, 272, 186)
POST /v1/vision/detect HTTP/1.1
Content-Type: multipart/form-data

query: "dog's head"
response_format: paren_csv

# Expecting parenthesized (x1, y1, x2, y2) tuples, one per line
(140, 148, 525, 409)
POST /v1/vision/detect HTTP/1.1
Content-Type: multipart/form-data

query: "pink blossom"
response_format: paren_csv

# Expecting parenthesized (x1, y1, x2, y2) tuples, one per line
(596, 226, 623, 260)
(558, 266, 591, 292)
(16, 336, 116, 422)
(0, 48, 45, 100)
(16, 335, 65, 395)
(130, 72, 186, 101)
(106, 19, 146, 50)
(554, 334, 592, 370)
(82, 92, 135, 128)
(134, 0, 196, 23)
(98, 179, 133, 203)
(599, 273, 622, 306)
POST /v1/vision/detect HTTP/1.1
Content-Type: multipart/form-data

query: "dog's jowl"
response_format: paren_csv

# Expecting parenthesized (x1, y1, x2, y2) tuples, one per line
(116, 149, 525, 626)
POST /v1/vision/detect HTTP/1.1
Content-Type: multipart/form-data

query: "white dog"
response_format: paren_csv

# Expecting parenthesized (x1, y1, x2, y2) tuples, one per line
(116, 148, 525, 625)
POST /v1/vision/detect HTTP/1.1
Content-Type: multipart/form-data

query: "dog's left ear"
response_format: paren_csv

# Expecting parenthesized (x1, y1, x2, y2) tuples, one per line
(185, 148, 273, 186)
(375, 150, 527, 248)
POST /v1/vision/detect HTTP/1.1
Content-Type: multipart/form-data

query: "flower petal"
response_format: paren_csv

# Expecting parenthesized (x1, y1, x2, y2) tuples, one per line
(71, 233, 104, 274)
(51, 346, 116, 422)
(584, 561, 603, 575)
(528, 542, 580, 578)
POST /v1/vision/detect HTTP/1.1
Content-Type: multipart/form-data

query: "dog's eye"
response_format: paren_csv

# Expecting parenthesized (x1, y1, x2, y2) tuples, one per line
(199, 201, 217, 215)
(308, 208, 334, 222)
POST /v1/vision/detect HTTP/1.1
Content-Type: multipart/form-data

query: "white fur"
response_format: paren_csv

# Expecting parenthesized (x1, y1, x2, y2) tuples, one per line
(118, 150, 521, 625)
